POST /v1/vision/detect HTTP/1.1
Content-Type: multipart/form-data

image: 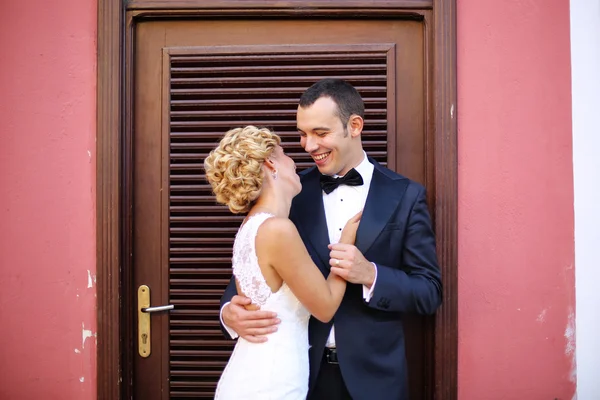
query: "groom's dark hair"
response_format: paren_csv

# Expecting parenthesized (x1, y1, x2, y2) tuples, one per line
(299, 79, 365, 127)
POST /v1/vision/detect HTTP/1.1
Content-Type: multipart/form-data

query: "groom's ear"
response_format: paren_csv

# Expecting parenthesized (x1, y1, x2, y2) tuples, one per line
(348, 114, 364, 138)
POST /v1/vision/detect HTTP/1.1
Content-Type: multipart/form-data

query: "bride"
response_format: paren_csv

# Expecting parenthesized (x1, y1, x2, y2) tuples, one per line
(204, 125, 360, 399)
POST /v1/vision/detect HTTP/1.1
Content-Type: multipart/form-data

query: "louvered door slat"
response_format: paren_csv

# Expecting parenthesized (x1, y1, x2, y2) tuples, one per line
(172, 52, 385, 62)
(172, 97, 387, 106)
(168, 45, 390, 399)
(172, 108, 387, 117)
(172, 63, 385, 73)
(171, 84, 387, 95)
(171, 75, 386, 84)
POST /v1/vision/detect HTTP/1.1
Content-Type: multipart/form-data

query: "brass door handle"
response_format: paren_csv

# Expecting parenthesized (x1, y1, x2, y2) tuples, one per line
(137, 285, 174, 357)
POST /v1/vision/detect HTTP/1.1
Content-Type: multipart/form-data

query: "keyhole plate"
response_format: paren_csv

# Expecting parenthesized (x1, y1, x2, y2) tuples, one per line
(138, 285, 151, 357)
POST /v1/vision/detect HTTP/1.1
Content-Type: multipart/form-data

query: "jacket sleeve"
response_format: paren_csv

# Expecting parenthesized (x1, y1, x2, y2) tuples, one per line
(367, 186, 442, 314)
(219, 276, 238, 339)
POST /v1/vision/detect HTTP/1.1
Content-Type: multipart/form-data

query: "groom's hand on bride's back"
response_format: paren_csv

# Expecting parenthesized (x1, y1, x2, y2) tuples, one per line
(222, 295, 281, 343)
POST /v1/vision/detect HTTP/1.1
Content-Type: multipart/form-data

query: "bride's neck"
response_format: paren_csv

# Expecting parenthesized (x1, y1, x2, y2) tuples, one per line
(250, 189, 291, 218)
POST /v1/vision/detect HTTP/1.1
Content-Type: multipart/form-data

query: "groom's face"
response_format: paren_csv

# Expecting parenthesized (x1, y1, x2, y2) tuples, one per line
(296, 97, 358, 177)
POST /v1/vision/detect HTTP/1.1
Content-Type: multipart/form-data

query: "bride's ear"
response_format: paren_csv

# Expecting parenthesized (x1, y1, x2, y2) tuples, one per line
(264, 158, 276, 173)
(263, 158, 277, 178)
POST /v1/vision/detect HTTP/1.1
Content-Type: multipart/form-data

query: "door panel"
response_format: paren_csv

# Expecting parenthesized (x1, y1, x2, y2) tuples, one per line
(133, 18, 430, 399)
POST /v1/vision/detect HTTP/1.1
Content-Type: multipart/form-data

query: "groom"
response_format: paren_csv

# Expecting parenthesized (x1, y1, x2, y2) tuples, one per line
(220, 79, 442, 399)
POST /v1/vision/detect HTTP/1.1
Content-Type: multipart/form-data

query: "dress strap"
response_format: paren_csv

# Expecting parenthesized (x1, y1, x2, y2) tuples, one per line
(232, 213, 274, 306)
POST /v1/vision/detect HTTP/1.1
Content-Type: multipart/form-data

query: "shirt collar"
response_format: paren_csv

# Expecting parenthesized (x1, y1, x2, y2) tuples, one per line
(334, 151, 372, 179)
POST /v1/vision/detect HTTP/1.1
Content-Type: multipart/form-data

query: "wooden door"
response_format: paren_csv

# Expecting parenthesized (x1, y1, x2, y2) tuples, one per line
(131, 17, 433, 399)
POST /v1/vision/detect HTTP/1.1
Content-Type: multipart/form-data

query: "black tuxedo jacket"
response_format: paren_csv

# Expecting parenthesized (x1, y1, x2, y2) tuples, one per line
(220, 158, 442, 400)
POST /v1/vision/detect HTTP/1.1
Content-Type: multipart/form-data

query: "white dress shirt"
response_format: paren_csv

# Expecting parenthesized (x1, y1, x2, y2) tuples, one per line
(322, 152, 377, 348)
(220, 152, 378, 341)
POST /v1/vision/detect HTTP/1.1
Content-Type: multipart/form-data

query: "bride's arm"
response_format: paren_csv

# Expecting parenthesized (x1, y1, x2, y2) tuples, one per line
(257, 213, 360, 323)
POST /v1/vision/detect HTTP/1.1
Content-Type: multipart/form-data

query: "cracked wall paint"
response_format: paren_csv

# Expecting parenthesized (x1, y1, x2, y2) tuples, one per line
(87, 270, 95, 289)
(565, 309, 577, 384)
(537, 308, 548, 323)
(82, 323, 96, 349)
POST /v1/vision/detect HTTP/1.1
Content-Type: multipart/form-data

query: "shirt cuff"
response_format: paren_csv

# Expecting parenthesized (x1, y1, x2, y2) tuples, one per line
(220, 301, 239, 339)
(362, 262, 378, 302)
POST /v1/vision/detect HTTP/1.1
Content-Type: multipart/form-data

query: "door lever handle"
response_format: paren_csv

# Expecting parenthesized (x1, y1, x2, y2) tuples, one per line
(142, 305, 174, 313)
(138, 285, 173, 357)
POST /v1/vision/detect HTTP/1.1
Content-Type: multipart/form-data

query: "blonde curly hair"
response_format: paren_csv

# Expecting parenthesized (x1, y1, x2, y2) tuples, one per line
(204, 126, 281, 214)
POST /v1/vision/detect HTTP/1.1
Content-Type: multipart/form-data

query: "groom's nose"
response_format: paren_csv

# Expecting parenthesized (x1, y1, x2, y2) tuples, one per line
(304, 135, 319, 153)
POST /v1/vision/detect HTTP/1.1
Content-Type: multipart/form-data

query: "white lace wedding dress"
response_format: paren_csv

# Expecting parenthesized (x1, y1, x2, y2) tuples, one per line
(215, 213, 311, 400)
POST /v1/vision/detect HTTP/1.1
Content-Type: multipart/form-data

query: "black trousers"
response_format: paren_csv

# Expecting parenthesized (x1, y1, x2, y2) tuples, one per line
(308, 351, 352, 400)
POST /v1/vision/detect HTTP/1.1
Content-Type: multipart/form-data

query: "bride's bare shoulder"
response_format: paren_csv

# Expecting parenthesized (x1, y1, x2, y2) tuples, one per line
(257, 216, 298, 239)
(255, 217, 302, 265)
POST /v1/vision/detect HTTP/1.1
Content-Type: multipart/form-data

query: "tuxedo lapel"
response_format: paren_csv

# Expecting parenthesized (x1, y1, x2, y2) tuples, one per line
(292, 168, 331, 274)
(355, 162, 408, 255)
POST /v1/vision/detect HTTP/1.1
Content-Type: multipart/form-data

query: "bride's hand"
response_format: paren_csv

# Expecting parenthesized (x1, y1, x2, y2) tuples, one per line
(339, 210, 363, 244)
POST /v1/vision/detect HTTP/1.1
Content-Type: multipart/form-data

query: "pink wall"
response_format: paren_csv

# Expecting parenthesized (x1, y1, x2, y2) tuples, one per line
(0, 1, 97, 399)
(457, 0, 575, 399)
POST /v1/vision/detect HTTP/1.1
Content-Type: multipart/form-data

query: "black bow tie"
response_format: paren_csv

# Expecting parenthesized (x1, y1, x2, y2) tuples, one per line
(319, 168, 364, 194)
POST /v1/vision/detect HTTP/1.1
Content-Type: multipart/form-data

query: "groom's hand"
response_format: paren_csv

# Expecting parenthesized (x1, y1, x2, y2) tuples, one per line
(222, 295, 280, 343)
(328, 244, 376, 288)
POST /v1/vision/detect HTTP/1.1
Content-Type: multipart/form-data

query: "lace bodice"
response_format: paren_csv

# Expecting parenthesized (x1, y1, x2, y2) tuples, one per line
(232, 213, 276, 306)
